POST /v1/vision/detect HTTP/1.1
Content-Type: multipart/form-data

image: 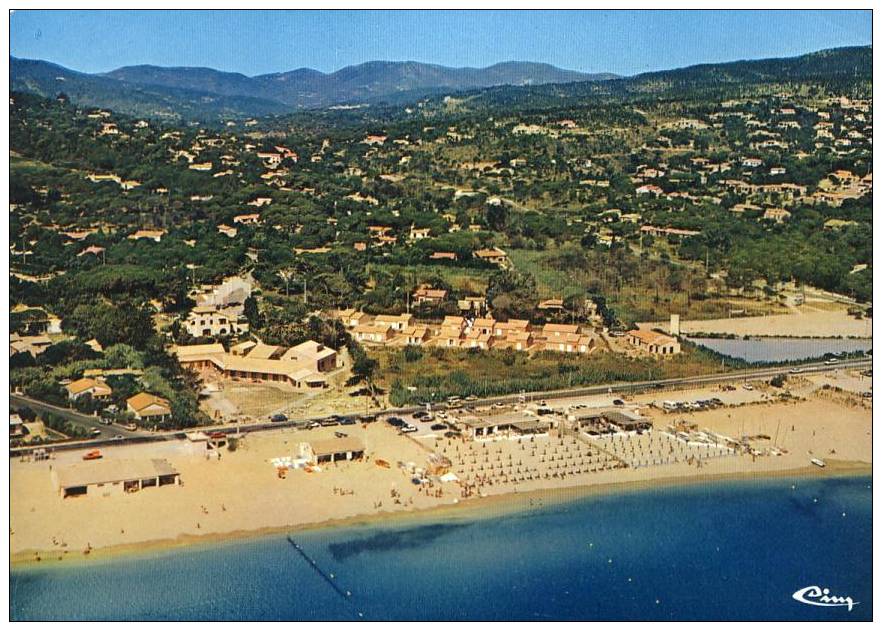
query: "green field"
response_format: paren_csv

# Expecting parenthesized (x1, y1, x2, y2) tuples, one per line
(373, 343, 728, 405)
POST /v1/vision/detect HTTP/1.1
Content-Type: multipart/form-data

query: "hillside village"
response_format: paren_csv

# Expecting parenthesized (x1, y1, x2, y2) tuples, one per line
(8, 47, 872, 436)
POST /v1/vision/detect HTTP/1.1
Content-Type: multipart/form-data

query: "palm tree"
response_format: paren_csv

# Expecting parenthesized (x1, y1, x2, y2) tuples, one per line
(277, 268, 295, 297)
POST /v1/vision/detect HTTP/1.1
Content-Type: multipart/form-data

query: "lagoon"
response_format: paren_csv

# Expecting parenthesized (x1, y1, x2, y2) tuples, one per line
(687, 337, 872, 363)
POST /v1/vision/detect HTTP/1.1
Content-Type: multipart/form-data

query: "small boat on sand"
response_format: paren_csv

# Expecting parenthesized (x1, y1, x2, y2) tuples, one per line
(82, 450, 102, 461)
(810, 457, 826, 468)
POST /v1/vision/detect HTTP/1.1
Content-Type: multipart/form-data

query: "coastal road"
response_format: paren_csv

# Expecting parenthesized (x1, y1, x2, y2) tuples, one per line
(10, 395, 133, 439)
(9, 356, 871, 456)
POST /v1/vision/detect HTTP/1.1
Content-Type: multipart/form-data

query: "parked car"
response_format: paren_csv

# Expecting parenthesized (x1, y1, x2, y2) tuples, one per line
(270, 414, 288, 423)
(430, 423, 447, 431)
(419, 415, 434, 423)
(321, 417, 340, 426)
(90, 428, 102, 438)
(613, 399, 625, 406)
(387, 417, 406, 427)
(99, 416, 113, 425)
(339, 416, 357, 425)
(399, 425, 418, 434)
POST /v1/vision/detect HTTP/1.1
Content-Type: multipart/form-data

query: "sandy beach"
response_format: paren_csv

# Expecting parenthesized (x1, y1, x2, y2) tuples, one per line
(10, 376, 872, 566)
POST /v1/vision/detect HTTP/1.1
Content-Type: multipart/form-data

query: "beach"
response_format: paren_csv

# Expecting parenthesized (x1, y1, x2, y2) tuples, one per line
(10, 375, 872, 566)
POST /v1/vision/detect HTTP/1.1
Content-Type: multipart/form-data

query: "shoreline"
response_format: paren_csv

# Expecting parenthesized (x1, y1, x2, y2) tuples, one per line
(11, 459, 870, 569)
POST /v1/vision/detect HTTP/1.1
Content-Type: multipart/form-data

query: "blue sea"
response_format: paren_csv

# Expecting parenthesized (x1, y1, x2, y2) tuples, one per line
(10, 476, 872, 621)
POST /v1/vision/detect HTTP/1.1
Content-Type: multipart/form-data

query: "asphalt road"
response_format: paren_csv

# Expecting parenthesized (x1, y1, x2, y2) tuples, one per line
(10, 395, 133, 439)
(9, 356, 871, 455)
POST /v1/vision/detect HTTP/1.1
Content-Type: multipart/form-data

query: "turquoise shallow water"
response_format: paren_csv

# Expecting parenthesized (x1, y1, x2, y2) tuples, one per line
(10, 475, 872, 621)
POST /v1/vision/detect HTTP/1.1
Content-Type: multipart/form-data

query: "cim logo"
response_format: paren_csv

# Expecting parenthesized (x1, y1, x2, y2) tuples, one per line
(792, 586, 858, 612)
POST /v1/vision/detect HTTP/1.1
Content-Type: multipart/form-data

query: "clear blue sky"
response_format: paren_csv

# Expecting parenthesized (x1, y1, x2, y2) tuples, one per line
(10, 9, 872, 77)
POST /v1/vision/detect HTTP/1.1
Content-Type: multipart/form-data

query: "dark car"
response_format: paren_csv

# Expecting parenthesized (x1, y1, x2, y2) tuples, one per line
(321, 417, 340, 426)
(430, 423, 447, 431)
(339, 416, 357, 425)
(387, 417, 406, 427)
(444, 431, 459, 438)
(270, 414, 288, 423)
(359, 414, 378, 423)
(412, 411, 428, 419)
(613, 399, 625, 406)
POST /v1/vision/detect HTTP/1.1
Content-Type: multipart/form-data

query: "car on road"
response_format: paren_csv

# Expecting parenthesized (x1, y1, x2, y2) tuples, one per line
(270, 414, 288, 423)
(99, 416, 113, 425)
(613, 399, 625, 406)
(465, 395, 478, 402)
(399, 425, 418, 434)
(113, 435, 124, 440)
(90, 428, 102, 438)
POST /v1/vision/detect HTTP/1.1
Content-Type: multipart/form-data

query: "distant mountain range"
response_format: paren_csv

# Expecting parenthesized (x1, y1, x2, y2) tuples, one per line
(9, 46, 870, 121)
(439, 46, 873, 113)
(10, 57, 615, 120)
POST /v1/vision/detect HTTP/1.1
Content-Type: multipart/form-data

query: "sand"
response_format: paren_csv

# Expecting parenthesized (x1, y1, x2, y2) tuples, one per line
(9, 384, 871, 565)
(640, 309, 871, 337)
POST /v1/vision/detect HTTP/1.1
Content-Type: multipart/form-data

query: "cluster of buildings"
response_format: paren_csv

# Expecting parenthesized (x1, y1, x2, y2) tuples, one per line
(174, 339, 338, 389)
(184, 276, 252, 338)
(63, 376, 173, 422)
(336, 310, 600, 354)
